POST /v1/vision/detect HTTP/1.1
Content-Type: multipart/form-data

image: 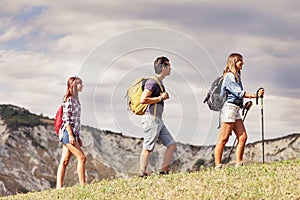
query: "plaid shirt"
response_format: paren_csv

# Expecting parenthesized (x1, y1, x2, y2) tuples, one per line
(61, 96, 81, 137)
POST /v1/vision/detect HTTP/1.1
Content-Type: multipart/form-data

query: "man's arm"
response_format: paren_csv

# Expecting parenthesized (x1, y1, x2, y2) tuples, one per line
(140, 89, 162, 104)
(140, 89, 169, 104)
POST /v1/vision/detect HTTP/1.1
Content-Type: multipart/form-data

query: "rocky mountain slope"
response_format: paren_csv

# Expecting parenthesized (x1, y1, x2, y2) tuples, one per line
(0, 104, 299, 196)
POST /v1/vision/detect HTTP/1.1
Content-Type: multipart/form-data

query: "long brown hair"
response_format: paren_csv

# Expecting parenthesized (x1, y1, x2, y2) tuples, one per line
(223, 53, 243, 83)
(64, 76, 82, 102)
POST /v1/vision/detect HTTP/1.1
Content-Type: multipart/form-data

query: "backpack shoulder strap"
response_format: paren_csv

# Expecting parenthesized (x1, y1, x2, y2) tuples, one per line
(151, 76, 164, 92)
(146, 76, 164, 121)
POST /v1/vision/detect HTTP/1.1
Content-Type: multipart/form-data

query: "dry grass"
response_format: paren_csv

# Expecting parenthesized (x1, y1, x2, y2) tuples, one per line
(2, 160, 300, 200)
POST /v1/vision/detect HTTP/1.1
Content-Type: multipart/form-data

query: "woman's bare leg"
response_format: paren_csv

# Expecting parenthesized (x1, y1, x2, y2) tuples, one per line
(56, 145, 72, 189)
(233, 119, 248, 164)
(214, 122, 235, 166)
(65, 142, 86, 186)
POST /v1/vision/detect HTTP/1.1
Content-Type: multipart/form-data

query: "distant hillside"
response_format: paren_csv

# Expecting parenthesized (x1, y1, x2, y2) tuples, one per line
(0, 104, 299, 197)
(0, 104, 48, 130)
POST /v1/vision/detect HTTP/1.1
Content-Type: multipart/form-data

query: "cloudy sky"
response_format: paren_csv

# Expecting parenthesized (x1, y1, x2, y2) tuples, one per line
(0, 0, 299, 145)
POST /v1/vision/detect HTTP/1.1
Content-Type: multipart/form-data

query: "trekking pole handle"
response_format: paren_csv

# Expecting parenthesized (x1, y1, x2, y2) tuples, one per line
(256, 87, 264, 105)
(242, 101, 252, 116)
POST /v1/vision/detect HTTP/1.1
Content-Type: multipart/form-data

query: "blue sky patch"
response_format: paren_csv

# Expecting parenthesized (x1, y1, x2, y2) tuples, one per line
(17, 5, 48, 21)
(0, 37, 27, 51)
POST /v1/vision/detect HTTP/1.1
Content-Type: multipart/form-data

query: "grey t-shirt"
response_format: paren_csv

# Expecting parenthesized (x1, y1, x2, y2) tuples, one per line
(144, 78, 165, 118)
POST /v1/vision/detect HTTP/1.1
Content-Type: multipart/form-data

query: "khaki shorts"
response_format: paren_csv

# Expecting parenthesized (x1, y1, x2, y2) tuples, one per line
(221, 102, 242, 123)
(141, 114, 176, 151)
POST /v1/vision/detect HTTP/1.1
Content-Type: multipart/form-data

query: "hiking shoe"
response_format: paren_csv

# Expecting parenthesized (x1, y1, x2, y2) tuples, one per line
(214, 164, 223, 170)
(138, 171, 148, 178)
(235, 161, 244, 168)
(159, 170, 169, 175)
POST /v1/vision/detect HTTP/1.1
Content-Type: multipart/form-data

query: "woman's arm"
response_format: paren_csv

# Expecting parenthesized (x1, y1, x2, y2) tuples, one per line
(64, 97, 75, 145)
(244, 89, 264, 99)
(66, 124, 75, 145)
(243, 92, 257, 98)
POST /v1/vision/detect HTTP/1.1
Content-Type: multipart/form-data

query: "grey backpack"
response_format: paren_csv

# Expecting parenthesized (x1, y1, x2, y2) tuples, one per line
(203, 75, 226, 111)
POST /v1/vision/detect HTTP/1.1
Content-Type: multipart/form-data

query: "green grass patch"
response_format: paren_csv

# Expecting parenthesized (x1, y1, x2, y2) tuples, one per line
(1, 160, 300, 200)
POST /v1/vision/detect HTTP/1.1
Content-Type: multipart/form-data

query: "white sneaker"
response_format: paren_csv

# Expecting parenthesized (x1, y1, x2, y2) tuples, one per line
(235, 161, 244, 168)
(214, 164, 223, 170)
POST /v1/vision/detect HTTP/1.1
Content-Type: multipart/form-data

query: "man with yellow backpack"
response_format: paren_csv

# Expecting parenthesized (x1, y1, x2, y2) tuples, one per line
(127, 56, 177, 177)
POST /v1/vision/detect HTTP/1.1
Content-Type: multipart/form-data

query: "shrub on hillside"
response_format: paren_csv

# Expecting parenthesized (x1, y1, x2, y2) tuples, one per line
(0, 104, 46, 130)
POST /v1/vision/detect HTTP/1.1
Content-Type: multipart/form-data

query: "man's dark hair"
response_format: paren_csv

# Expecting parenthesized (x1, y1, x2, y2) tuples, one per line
(154, 56, 169, 74)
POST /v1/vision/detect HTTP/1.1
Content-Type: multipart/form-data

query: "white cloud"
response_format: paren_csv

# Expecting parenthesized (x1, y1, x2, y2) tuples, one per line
(0, 0, 299, 145)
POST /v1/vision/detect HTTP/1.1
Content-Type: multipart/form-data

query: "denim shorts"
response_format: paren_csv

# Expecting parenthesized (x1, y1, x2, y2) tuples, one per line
(141, 114, 176, 151)
(221, 102, 242, 123)
(61, 130, 77, 144)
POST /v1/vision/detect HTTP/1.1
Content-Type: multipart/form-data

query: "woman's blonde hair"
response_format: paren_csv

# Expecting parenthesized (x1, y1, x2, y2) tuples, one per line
(223, 53, 243, 83)
(64, 76, 82, 102)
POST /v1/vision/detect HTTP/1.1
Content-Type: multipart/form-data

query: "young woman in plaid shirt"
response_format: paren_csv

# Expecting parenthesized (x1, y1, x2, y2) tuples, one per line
(56, 76, 86, 188)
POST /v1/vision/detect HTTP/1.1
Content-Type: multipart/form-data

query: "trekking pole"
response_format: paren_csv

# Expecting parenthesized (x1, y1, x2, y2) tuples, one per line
(226, 101, 252, 164)
(256, 88, 265, 164)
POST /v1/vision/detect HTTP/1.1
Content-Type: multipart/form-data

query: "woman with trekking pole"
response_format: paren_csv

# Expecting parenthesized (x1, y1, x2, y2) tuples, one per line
(214, 53, 264, 169)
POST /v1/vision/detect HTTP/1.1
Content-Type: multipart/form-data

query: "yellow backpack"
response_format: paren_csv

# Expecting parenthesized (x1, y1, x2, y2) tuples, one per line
(126, 76, 163, 115)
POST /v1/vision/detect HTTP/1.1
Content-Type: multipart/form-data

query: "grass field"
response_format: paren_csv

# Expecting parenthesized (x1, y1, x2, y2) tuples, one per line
(2, 160, 300, 200)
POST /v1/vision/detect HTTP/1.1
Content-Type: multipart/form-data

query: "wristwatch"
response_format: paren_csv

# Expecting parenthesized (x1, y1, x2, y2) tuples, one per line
(159, 96, 163, 102)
